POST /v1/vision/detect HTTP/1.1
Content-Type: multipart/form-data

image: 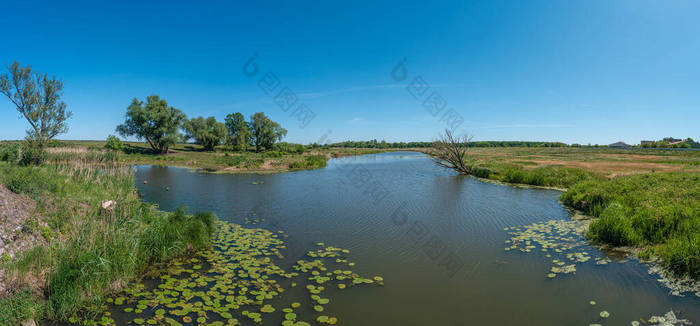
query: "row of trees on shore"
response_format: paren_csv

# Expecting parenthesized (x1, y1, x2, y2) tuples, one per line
(116, 95, 287, 153)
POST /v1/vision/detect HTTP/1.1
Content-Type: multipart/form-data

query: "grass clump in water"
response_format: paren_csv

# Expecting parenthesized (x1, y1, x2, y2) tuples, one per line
(561, 172, 700, 278)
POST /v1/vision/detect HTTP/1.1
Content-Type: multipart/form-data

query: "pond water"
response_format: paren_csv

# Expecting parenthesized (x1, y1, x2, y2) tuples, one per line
(132, 151, 699, 325)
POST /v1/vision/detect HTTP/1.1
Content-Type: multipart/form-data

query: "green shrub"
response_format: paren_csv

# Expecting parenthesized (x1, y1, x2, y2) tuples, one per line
(289, 155, 327, 169)
(502, 169, 526, 184)
(471, 166, 492, 178)
(104, 135, 124, 151)
(274, 142, 305, 154)
(20, 140, 47, 166)
(0, 143, 20, 163)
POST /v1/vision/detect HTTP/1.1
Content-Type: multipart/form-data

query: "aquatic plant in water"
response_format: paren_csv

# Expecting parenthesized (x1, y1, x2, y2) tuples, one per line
(68, 221, 384, 325)
(504, 219, 610, 278)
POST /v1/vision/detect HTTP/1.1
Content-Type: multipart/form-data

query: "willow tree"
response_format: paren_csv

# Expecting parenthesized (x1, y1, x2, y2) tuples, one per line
(432, 129, 472, 174)
(183, 116, 227, 151)
(249, 112, 287, 152)
(116, 95, 185, 154)
(0, 61, 72, 148)
(225, 112, 252, 151)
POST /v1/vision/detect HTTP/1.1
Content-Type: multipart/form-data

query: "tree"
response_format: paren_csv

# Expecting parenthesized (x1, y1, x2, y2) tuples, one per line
(224, 112, 252, 151)
(104, 135, 125, 151)
(432, 129, 472, 174)
(183, 116, 227, 151)
(248, 112, 287, 152)
(0, 61, 72, 150)
(116, 95, 185, 154)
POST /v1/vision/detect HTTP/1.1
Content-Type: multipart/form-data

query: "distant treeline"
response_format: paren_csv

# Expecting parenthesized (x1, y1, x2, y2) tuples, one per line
(319, 139, 700, 149)
(321, 140, 568, 148)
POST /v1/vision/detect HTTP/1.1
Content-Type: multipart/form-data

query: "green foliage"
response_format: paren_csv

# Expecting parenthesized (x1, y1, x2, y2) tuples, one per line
(274, 142, 305, 154)
(0, 61, 73, 147)
(562, 172, 700, 277)
(0, 161, 217, 321)
(1, 164, 60, 197)
(0, 289, 44, 325)
(469, 162, 598, 188)
(289, 155, 327, 169)
(116, 95, 186, 154)
(249, 112, 287, 152)
(104, 135, 124, 151)
(0, 143, 20, 163)
(183, 116, 226, 151)
(224, 112, 252, 151)
(19, 139, 47, 166)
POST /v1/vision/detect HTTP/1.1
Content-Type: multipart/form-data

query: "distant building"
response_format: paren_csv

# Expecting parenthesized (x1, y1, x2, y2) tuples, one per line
(609, 141, 631, 149)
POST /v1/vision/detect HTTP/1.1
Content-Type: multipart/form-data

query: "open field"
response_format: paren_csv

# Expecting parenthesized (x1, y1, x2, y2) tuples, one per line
(446, 147, 700, 189)
(468, 147, 700, 176)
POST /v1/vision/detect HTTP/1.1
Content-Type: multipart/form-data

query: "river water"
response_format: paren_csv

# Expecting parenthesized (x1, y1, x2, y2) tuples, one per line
(132, 151, 699, 325)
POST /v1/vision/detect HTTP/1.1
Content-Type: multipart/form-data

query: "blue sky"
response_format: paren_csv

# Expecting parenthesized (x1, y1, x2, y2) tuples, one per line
(0, 0, 698, 144)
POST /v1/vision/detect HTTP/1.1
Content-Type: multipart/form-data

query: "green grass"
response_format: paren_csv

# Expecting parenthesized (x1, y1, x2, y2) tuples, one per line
(561, 172, 700, 277)
(0, 152, 217, 324)
(0, 289, 44, 326)
(288, 155, 327, 170)
(467, 162, 601, 188)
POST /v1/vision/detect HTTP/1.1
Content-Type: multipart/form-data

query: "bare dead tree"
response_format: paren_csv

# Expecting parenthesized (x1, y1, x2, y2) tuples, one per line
(432, 129, 472, 174)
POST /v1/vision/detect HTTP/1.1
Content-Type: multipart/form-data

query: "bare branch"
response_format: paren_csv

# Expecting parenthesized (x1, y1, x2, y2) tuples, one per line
(431, 129, 473, 174)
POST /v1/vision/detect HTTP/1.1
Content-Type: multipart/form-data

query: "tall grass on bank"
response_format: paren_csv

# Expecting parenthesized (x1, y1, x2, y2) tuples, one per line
(288, 155, 327, 170)
(0, 152, 217, 323)
(561, 172, 700, 277)
(467, 162, 600, 188)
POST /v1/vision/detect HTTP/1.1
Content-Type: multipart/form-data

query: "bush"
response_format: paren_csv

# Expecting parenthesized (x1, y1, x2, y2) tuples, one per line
(502, 169, 526, 184)
(470, 166, 492, 178)
(0, 143, 20, 163)
(20, 140, 47, 166)
(289, 155, 327, 169)
(274, 142, 305, 154)
(104, 135, 124, 151)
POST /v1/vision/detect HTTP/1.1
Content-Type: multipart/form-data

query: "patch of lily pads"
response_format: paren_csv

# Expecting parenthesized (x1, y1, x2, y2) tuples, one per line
(68, 221, 384, 325)
(503, 219, 613, 278)
(586, 304, 692, 326)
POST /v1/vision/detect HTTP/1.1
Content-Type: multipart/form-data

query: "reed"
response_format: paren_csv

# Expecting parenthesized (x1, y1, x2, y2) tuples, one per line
(0, 152, 217, 323)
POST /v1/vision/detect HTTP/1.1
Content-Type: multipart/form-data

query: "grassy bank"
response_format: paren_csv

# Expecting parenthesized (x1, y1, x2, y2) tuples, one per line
(562, 172, 700, 278)
(430, 147, 700, 279)
(37, 140, 389, 173)
(0, 151, 216, 324)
